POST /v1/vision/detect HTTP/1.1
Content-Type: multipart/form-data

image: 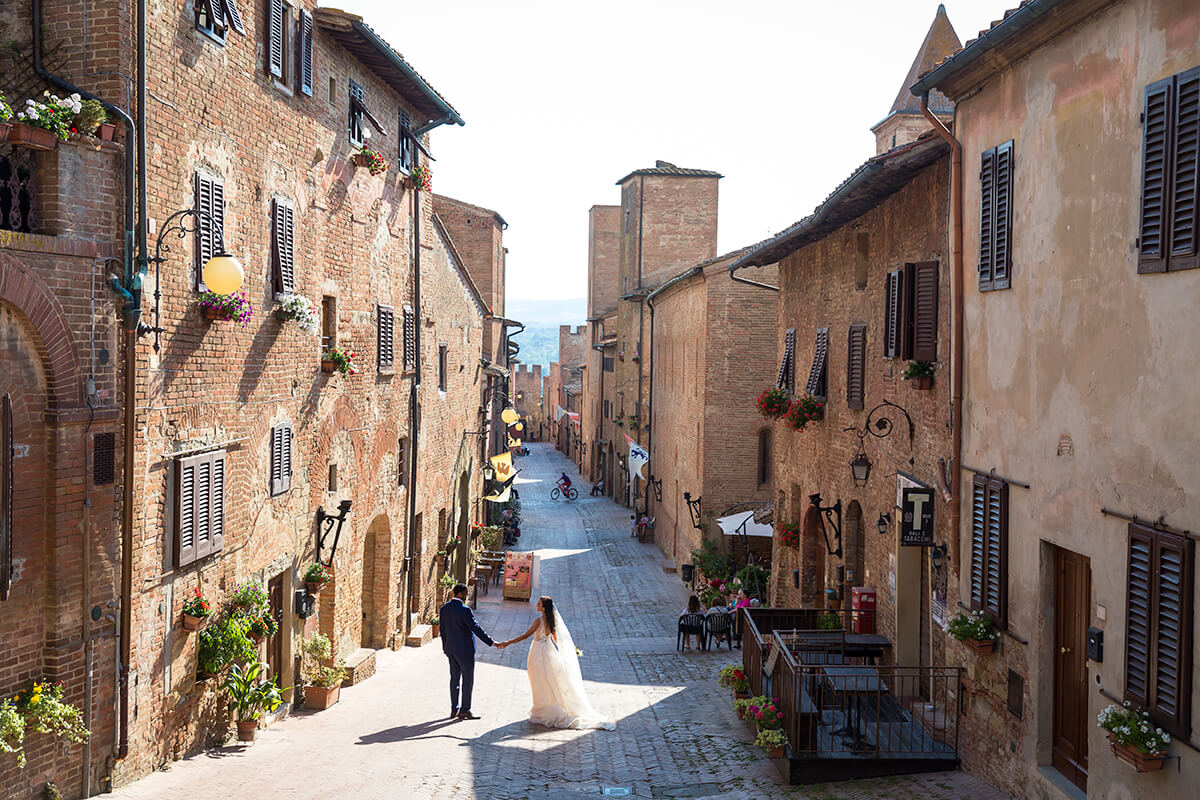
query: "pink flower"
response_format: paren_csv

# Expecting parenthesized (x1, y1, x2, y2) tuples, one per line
(755, 711, 764, 720)
(777, 712, 784, 719)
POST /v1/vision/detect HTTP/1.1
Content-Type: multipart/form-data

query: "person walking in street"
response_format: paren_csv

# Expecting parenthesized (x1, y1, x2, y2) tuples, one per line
(440, 583, 504, 720)
(496, 595, 615, 731)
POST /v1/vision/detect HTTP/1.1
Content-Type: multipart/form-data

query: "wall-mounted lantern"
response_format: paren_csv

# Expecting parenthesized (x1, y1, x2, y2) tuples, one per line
(648, 474, 663, 502)
(841, 399, 914, 487)
(501, 407, 519, 425)
(930, 541, 949, 570)
(876, 512, 891, 536)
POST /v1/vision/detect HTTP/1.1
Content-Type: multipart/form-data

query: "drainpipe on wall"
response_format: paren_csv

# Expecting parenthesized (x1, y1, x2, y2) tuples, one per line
(404, 179, 422, 635)
(919, 93, 964, 568)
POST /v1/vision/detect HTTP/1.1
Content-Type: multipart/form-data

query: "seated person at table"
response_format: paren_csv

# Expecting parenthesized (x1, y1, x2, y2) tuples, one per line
(590, 478, 605, 496)
(705, 597, 732, 646)
(680, 595, 703, 651)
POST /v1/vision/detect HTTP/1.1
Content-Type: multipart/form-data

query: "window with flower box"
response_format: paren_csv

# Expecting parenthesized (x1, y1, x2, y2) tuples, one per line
(194, 171, 225, 291)
(348, 80, 387, 148)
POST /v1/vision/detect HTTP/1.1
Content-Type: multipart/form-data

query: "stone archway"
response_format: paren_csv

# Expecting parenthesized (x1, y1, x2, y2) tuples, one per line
(360, 514, 392, 649)
(0, 252, 83, 410)
(801, 505, 825, 606)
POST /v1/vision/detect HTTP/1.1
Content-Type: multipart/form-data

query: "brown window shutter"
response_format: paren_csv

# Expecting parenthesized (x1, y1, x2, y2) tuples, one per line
(884, 270, 902, 358)
(777, 328, 795, 393)
(911, 261, 939, 361)
(270, 424, 284, 496)
(979, 148, 996, 289)
(1139, 78, 1174, 274)
(223, 0, 246, 35)
(349, 80, 364, 146)
(846, 324, 866, 410)
(1125, 525, 1155, 707)
(403, 305, 415, 371)
(272, 199, 295, 294)
(298, 10, 314, 96)
(398, 110, 414, 171)
(1151, 528, 1194, 733)
(0, 394, 11, 601)
(984, 477, 1008, 628)
(194, 173, 214, 290)
(205, 0, 227, 35)
(194, 456, 213, 560)
(804, 328, 829, 400)
(175, 455, 199, 567)
(268, 0, 285, 79)
(377, 305, 394, 369)
(900, 262, 915, 359)
(209, 451, 226, 554)
(969, 474, 987, 612)
(1168, 67, 1200, 272)
(992, 141, 1013, 290)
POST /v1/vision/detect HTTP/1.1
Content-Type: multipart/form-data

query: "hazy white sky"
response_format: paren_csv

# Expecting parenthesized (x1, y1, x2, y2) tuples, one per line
(341, 1, 1015, 303)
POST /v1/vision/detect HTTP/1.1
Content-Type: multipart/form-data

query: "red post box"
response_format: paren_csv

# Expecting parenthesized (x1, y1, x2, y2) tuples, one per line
(851, 586, 876, 634)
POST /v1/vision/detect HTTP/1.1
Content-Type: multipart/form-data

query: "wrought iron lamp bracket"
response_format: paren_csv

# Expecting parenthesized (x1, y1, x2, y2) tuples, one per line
(683, 491, 703, 530)
(316, 499, 353, 567)
(140, 207, 226, 353)
(648, 475, 662, 502)
(810, 493, 843, 559)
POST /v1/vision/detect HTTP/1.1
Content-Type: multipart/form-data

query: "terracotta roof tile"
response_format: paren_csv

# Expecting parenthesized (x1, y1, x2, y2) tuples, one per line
(615, 160, 723, 185)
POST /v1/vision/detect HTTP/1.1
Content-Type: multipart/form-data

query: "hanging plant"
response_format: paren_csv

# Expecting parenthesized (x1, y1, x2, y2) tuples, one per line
(321, 345, 358, 375)
(275, 294, 319, 336)
(410, 163, 432, 192)
(353, 146, 389, 176)
(198, 290, 254, 327)
(783, 395, 823, 432)
(776, 521, 800, 548)
(756, 387, 790, 419)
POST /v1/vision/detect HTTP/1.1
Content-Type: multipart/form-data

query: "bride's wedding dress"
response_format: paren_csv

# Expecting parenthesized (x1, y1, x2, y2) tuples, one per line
(527, 611, 615, 730)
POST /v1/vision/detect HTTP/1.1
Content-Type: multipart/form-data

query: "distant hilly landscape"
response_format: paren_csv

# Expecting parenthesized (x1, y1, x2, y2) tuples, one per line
(506, 297, 587, 372)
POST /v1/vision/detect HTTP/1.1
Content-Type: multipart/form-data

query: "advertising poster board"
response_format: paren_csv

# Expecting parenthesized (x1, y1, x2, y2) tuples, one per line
(503, 551, 534, 601)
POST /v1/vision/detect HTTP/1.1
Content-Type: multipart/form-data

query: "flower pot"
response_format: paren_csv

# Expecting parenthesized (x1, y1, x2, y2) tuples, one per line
(468, 577, 477, 587)
(736, 707, 746, 720)
(305, 580, 326, 595)
(734, 690, 749, 700)
(201, 306, 227, 322)
(304, 683, 341, 710)
(97, 122, 115, 141)
(912, 375, 933, 390)
(767, 747, 785, 759)
(181, 613, 205, 632)
(275, 308, 293, 322)
(964, 638, 996, 655)
(1109, 738, 1166, 772)
(352, 152, 370, 167)
(321, 358, 337, 374)
(235, 719, 258, 742)
(431, 624, 440, 638)
(0, 122, 11, 143)
(8, 122, 59, 151)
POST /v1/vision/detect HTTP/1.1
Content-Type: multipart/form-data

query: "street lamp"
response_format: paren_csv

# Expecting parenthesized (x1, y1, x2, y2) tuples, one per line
(876, 512, 891, 535)
(139, 207, 244, 352)
(841, 400, 914, 487)
(850, 448, 873, 487)
(501, 407, 519, 425)
(930, 542, 949, 570)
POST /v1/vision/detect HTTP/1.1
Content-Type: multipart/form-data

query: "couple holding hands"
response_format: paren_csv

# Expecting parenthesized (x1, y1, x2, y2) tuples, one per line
(440, 584, 614, 730)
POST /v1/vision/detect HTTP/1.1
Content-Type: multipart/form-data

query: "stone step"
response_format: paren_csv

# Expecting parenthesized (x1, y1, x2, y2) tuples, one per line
(405, 624, 433, 648)
(342, 647, 376, 687)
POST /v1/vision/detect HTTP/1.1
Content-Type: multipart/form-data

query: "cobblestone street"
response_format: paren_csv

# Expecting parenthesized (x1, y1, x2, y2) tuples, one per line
(107, 444, 1010, 800)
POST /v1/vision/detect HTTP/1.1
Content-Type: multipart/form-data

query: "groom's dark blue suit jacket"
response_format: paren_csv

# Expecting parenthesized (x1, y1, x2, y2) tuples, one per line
(440, 597, 494, 659)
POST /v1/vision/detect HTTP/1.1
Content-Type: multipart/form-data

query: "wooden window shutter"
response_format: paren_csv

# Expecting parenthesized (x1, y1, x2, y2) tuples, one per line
(884, 269, 902, 358)
(1139, 78, 1174, 274)
(900, 262, 915, 359)
(969, 475, 987, 612)
(804, 328, 829, 400)
(271, 423, 292, 496)
(204, 0, 227, 36)
(377, 305, 394, 369)
(298, 10, 314, 96)
(194, 173, 224, 291)
(403, 305, 415, 371)
(222, 0, 246, 35)
(267, 0, 285, 79)
(174, 450, 226, 566)
(175, 454, 199, 567)
(911, 261, 939, 361)
(271, 199, 295, 294)
(970, 474, 1008, 628)
(777, 328, 795, 394)
(209, 451, 225, 554)
(349, 80, 364, 146)
(979, 148, 996, 289)
(1125, 525, 1154, 708)
(846, 324, 866, 410)
(398, 110, 414, 171)
(992, 141, 1013, 290)
(0, 394, 11, 601)
(1168, 67, 1200, 272)
(1151, 529, 1193, 731)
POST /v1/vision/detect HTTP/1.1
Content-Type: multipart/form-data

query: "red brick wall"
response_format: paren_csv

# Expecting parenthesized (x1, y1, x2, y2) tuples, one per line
(587, 205, 620, 318)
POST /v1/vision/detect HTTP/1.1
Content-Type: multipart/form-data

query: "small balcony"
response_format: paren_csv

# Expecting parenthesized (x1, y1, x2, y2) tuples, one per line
(743, 607, 963, 784)
(0, 143, 38, 233)
(0, 136, 122, 240)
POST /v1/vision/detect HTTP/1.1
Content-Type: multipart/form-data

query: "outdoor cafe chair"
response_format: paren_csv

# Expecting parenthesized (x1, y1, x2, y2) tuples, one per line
(677, 613, 706, 651)
(704, 612, 734, 651)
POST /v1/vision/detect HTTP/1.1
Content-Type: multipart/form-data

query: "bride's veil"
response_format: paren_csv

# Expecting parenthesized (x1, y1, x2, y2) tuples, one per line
(552, 608, 585, 686)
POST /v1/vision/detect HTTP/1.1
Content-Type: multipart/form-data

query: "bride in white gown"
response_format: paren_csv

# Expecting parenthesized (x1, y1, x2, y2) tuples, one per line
(498, 596, 615, 730)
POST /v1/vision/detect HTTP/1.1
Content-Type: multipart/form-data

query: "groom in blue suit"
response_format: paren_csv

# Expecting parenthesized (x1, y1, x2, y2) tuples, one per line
(440, 583, 503, 720)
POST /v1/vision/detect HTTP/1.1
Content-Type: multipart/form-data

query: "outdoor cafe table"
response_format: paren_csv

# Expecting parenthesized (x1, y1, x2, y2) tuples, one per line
(794, 631, 891, 664)
(821, 665, 887, 751)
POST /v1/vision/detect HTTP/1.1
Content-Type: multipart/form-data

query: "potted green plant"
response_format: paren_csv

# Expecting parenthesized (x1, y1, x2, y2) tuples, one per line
(717, 665, 750, 699)
(98, 109, 116, 141)
(181, 587, 212, 632)
(0, 697, 25, 767)
(247, 612, 279, 643)
(221, 662, 284, 742)
(755, 728, 788, 758)
(1098, 702, 1171, 772)
(197, 616, 256, 678)
(817, 611, 842, 630)
(756, 387, 791, 420)
(5, 680, 89, 768)
(903, 360, 935, 390)
(275, 294, 320, 335)
(438, 573, 456, 590)
(321, 345, 357, 375)
(352, 145, 389, 176)
(946, 610, 999, 654)
(9, 92, 78, 150)
(300, 634, 347, 710)
(72, 99, 107, 141)
(303, 562, 332, 594)
(229, 582, 269, 615)
(0, 94, 12, 143)
(733, 696, 754, 720)
(198, 290, 254, 326)
(825, 587, 841, 610)
(428, 616, 440, 638)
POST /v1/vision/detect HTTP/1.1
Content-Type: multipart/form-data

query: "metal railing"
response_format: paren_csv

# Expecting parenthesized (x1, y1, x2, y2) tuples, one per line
(0, 145, 38, 234)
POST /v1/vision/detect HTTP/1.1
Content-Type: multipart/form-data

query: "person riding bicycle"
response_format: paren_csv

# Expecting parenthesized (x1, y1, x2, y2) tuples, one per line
(557, 473, 572, 494)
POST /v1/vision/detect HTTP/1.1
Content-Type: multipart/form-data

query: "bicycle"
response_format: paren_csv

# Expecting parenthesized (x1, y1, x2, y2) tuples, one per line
(550, 483, 578, 501)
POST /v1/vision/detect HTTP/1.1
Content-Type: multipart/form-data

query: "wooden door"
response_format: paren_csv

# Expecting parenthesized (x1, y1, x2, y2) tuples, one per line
(266, 573, 284, 686)
(1052, 548, 1091, 792)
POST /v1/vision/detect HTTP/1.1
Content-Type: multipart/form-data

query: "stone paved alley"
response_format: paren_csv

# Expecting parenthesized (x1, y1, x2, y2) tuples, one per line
(107, 444, 1011, 800)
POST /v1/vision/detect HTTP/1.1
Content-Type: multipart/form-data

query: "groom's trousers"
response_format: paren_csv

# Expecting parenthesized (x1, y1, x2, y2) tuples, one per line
(447, 652, 475, 713)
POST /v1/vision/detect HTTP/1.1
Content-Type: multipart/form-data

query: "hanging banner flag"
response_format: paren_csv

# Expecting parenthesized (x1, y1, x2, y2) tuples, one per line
(625, 433, 649, 482)
(489, 451, 514, 482)
(484, 482, 513, 503)
(555, 405, 567, 422)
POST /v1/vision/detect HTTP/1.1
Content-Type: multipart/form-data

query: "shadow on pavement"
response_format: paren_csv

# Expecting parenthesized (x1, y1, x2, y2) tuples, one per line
(356, 717, 468, 745)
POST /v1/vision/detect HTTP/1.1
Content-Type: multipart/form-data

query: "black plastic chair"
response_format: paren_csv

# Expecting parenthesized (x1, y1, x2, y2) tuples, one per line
(705, 612, 734, 651)
(678, 613, 706, 651)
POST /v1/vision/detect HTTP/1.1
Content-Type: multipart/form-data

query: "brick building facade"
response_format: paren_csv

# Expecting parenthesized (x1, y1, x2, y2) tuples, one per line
(581, 204, 620, 495)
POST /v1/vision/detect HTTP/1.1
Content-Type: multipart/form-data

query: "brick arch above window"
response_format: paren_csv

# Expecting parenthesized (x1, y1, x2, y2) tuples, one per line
(0, 252, 84, 410)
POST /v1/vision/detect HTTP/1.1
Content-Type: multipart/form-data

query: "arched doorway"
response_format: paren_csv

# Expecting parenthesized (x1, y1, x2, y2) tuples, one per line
(360, 515, 392, 649)
(800, 504, 826, 606)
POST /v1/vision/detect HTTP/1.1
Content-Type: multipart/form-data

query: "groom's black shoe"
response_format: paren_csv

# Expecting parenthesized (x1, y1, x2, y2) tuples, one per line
(450, 709, 459, 719)
(457, 711, 481, 720)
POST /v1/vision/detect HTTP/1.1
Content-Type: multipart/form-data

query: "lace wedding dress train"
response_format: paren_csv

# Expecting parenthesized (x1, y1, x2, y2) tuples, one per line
(527, 611, 615, 730)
